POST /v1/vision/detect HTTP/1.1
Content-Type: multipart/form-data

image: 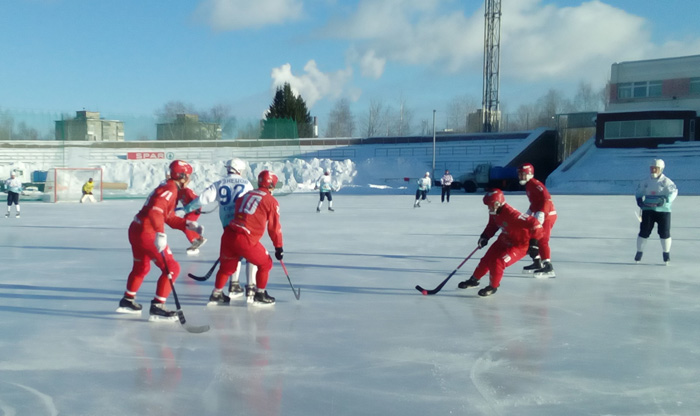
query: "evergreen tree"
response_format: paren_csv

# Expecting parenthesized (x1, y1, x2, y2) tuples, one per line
(261, 83, 314, 139)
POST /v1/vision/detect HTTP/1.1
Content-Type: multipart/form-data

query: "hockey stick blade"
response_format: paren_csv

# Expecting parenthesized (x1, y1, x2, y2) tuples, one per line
(162, 253, 210, 334)
(415, 246, 480, 296)
(187, 259, 220, 282)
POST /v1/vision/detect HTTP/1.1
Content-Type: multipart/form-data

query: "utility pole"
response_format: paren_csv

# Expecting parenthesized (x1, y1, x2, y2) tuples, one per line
(482, 0, 501, 133)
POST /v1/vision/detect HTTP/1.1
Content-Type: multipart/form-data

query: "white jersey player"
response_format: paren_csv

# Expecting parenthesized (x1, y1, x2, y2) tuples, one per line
(185, 158, 257, 300)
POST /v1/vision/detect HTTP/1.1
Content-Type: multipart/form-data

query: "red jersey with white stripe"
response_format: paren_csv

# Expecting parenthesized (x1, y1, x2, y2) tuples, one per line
(525, 178, 555, 215)
(482, 203, 543, 247)
(134, 179, 187, 234)
(230, 188, 283, 248)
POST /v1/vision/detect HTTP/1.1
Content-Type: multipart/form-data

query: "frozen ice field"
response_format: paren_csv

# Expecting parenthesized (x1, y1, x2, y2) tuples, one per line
(1, 192, 699, 416)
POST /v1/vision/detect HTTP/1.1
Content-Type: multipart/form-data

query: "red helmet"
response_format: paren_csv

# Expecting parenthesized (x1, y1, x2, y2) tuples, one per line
(169, 160, 193, 181)
(518, 163, 534, 185)
(518, 163, 534, 176)
(483, 189, 505, 212)
(258, 170, 279, 190)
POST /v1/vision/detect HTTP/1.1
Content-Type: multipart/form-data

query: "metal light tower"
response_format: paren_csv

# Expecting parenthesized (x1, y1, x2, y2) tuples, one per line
(482, 0, 501, 132)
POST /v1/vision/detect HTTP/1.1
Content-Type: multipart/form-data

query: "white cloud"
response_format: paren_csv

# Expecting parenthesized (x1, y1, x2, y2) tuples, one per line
(325, 0, 483, 77)
(194, 0, 303, 30)
(270, 61, 354, 108)
(323, 0, 700, 90)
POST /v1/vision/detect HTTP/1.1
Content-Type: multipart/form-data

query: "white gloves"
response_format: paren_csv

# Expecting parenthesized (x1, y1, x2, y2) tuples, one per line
(186, 220, 204, 235)
(155, 232, 168, 253)
(534, 211, 545, 225)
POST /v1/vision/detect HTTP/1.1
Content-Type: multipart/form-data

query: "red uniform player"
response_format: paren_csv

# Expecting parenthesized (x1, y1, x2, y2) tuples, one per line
(458, 189, 543, 297)
(116, 160, 204, 320)
(208, 170, 284, 306)
(518, 163, 557, 277)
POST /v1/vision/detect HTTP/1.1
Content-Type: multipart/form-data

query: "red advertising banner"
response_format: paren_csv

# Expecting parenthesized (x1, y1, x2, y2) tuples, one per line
(127, 152, 165, 160)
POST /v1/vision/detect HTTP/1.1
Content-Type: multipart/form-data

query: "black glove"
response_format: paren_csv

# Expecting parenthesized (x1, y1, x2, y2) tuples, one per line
(274, 247, 284, 261)
(477, 234, 489, 249)
(527, 239, 539, 258)
(636, 197, 643, 208)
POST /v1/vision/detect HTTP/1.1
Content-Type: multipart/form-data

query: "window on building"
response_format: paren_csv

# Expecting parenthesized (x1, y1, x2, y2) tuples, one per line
(617, 81, 663, 99)
(604, 119, 684, 140)
(690, 78, 700, 95)
(617, 83, 632, 99)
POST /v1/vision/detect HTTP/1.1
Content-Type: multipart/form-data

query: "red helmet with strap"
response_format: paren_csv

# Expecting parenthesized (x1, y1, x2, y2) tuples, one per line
(258, 170, 279, 190)
(169, 160, 193, 181)
(518, 163, 534, 176)
(483, 189, 505, 212)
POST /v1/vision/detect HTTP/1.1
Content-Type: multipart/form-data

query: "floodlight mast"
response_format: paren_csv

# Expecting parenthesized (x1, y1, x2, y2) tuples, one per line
(482, 0, 501, 133)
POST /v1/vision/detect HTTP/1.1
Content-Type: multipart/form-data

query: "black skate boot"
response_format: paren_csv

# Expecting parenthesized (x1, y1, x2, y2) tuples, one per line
(253, 290, 275, 306)
(207, 289, 231, 306)
(458, 276, 480, 289)
(116, 296, 142, 314)
(663, 252, 670, 265)
(522, 258, 543, 274)
(245, 285, 256, 304)
(228, 281, 244, 298)
(533, 261, 556, 278)
(634, 251, 643, 262)
(316, 207, 321, 212)
(478, 285, 497, 297)
(149, 300, 178, 322)
(328, 207, 334, 212)
(186, 237, 207, 256)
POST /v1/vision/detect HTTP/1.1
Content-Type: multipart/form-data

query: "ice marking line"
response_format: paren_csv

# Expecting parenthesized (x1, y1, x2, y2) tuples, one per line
(0, 381, 58, 416)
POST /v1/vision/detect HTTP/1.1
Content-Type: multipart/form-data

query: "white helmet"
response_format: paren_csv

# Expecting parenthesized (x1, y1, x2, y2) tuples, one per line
(650, 159, 664, 178)
(425, 172, 430, 177)
(226, 158, 246, 174)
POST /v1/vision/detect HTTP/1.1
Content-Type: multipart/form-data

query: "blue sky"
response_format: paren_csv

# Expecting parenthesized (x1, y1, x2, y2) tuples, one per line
(2, 0, 699, 133)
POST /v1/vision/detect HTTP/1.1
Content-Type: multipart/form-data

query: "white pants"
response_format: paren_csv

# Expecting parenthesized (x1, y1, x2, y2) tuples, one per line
(80, 194, 96, 203)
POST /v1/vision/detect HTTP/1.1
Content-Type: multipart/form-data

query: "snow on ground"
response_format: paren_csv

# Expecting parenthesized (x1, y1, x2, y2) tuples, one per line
(1, 192, 700, 415)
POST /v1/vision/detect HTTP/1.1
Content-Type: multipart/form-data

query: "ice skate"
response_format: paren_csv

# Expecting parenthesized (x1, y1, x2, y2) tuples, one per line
(15, 214, 20, 219)
(316, 207, 321, 212)
(533, 261, 556, 278)
(522, 258, 543, 273)
(228, 281, 244, 298)
(634, 251, 643, 263)
(207, 289, 231, 306)
(252, 290, 275, 306)
(478, 285, 497, 297)
(663, 252, 670, 265)
(148, 300, 179, 322)
(246, 285, 256, 304)
(186, 237, 207, 255)
(116, 296, 142, 314)
(457, 276, 480, 289)
(4, 213, 8, 218)
(328, 207, 334, 212)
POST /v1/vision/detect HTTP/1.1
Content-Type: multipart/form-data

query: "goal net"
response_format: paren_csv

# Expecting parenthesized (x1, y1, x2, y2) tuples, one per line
(44, 168, 103, 203)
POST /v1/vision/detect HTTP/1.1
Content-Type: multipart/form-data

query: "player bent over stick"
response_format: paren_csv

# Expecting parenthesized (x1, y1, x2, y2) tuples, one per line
(458, 189, 543, 297)
(209, 170, 284, 306)
(116, 160, 204, 321)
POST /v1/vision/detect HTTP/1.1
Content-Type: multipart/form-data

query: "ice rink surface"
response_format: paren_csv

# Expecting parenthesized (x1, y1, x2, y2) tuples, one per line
(1, 193, 699, 416)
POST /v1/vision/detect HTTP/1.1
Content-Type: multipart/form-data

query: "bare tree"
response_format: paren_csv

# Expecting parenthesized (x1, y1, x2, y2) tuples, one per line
(203, 104, 236, 139)
(388, 95, 414, 136)
(360, 98, 389, 137)
(154, 101, 197, 123)
(534, 89, 573, 128)
(445, 95, 479, 132)
(325, 98, 355, 138)
(572, 82, 605, 112)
